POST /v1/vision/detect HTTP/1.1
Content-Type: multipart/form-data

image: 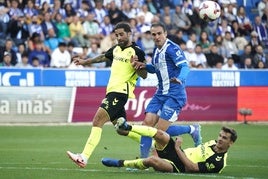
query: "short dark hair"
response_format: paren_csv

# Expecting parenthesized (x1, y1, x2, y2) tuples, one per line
(222, 126, 237, 142)
(113, 22, 131, 33)
(151, 22, 167, 32)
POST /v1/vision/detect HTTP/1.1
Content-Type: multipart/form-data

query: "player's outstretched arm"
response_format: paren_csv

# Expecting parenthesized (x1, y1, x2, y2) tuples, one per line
(73, 54, 108, 66)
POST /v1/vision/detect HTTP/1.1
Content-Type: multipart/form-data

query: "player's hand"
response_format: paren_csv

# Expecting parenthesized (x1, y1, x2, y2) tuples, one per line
(73, 56, 86, 66)
(175, 137, 183, 150)
(131, 55, 146, 70)
(170, 77, 182, 84)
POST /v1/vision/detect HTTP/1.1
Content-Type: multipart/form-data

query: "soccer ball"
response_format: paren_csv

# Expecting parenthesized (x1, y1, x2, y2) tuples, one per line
(199, 1, 221, 22)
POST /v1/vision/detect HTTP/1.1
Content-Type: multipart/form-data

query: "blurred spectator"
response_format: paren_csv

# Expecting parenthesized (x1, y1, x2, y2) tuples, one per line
(54, 12, 71, 43)
(214, 35, 230, 62)
(222, 31, 239, 61)
(107, 0, 129, 25)
(184, 41, 197, 68)
(93, 0, 107, 24)
(23, 0, 39, 24)
(35, 0, 54, 9)
(88, 43, 105, 68)
(253, 45, 268, 68)
(8, 15, 29, 46)
(69, 14, 88, 47)
(205, 44, 224, 68)
(195, 44, 207, 68)
(137, 4, 154, 25)
(139, 31, 154, 57)
(160, 5, 175, 23)
(63, 3, 76, 24)
(51, 0, 66, 20)
(77, 0, 93, 22)
(240, 57, 254, 69)
(239, 44, 254, 68)
(83, 12, 102, 44)
(137, 15, 151, 33)
(67, 41, 77, 57)
(257, 0, 268, 18)
(0, 51, 14, 67)
(172, 5, 192, 34)
(44, 28, 63, 52)
(129, 17, 141, 43)
(28, 15, 45, 40)
(50, 42, 71, 68)
(0, 38, 18, 65)
(231, 20, 246, 37)
(162, 15, 177, 35)
(186, 32, 197, 51)
(121, 0, 137, 19)
(167, 29, 186, 46)
(37, 1, 52, 15)
(16, 42, 28, 63)
(0, 3, 10, 39)
(27, 32, 47, 52)
(261, 6, 268, 25)
(253, 15, 268, 48)
(221, 57, 238, 70)
(31, 56, 41, 67)
(236, 6, 252, 36)
(216, 18, 234, 38)
(233, 31, 248, 51)
(224, 4, 237, 23)
(15, 52, 32, 68)
(146, 0, 160, 15)
(41, 11, 58, 39)
(198, 31, 211, 54)
(28, 41, 50, 67)
(256, 60, 266, 69)
(100, 31, 117, 53)
(8, 0, 24, 21)
(248, 31, 261, 55)
(100, 15, 113, 36)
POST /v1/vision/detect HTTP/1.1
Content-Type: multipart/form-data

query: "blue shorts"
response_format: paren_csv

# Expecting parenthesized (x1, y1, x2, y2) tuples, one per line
(145, 94, 186, 122)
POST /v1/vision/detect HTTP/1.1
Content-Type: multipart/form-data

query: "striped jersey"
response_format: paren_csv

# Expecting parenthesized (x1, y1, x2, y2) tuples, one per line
(151, 39, 188, 98)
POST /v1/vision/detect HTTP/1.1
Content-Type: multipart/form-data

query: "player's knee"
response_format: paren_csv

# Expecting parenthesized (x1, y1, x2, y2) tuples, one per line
(143, 156, 159, 167)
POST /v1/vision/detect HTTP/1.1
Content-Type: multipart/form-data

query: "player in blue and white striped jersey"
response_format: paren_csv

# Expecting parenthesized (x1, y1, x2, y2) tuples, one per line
(130, 22, 202, 158)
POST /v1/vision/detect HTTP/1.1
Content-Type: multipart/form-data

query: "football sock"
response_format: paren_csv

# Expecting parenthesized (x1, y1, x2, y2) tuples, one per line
(127, 131, 141, 143)
(123, 159, 148, 170)
(140, 136, 152, 158)
(82, 126, 102, 159)
(166, 125, 191, 136)
(129, 125, 157, 158)
(131, 125, 157, 137)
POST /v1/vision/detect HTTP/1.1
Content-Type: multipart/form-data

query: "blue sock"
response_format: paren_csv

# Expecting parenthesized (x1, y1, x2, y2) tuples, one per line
(140, 136, 152, 158)
(166, 125, 191, 137)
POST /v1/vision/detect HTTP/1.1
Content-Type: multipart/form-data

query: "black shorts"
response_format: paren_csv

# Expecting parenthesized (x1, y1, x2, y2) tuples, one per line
(156, 138, 185, 173)
(100, 92, 128, 122)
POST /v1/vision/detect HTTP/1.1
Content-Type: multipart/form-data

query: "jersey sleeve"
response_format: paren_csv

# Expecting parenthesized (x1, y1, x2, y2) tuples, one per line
(104, 45, 116, 61)
(134, 46, 146, 63)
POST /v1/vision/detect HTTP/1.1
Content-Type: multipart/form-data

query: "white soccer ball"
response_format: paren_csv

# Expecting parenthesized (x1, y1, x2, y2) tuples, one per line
(199, 1, 221, 22)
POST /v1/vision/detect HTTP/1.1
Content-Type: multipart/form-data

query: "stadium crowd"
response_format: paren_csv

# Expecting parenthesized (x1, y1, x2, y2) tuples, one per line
(0, 0, 267, 69)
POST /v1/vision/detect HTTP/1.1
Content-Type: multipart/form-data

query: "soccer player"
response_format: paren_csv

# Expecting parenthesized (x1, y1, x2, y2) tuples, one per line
(102, 118, 238, 173)
(66, 22, 147, 168)
(127, 22, 200, 158)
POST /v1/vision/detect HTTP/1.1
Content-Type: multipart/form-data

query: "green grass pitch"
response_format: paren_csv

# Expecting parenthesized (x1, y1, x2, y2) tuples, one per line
(0, 123, 267, 179)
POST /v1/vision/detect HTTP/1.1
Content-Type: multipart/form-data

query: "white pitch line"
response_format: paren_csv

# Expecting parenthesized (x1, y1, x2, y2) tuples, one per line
(0, 166, 262, 179)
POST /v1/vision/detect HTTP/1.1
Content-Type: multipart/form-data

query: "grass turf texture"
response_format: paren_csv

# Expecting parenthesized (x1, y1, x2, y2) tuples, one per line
(0, 123, 267, 179)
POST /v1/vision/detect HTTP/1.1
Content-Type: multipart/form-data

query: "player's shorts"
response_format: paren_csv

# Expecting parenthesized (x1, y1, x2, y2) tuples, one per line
(156, 138, 185, 173)
(100, 92, 128, 122)
(145, 94, 185, 122)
